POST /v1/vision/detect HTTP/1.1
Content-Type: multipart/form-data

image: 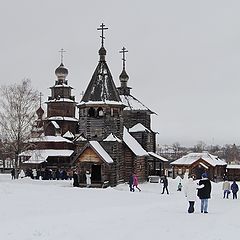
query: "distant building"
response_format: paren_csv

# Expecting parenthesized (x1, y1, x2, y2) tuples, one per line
(171, 152, 226, 181)
(226, 164, 240, 181)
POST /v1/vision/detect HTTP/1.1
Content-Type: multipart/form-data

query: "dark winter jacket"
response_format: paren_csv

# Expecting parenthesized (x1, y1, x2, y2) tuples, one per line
(73, 173, 79, 187)
(129, 175, 134, 185)
(197, 178, 212, 199)
(231, 182, 239, 193)
(161, 177, 168, 187)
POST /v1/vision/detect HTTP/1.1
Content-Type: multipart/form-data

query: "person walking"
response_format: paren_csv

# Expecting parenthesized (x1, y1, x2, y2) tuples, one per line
(11, 168, 15, 180)
(85, 170, 91, 188)
(197, 173, 212, 213)
(133, 174, 141, 192)
(73, 171, 79, 187)
(222, 180, 231, 198)
(129, 173, 134, 192)
(161, 175, 169, 194)
(184, 176, 198, 213)
(231, 180, 239, 199)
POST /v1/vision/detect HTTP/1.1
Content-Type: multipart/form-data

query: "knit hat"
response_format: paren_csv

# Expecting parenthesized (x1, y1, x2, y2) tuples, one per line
(202, 173, 208, 178)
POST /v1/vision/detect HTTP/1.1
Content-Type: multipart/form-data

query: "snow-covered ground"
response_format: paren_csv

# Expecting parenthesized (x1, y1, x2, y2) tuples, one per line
(0, 174, 239, 240)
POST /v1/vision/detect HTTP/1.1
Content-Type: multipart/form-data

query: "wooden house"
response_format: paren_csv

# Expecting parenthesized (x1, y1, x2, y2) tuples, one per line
(171, 152, 226, 181)
(226, 164, 240, 181)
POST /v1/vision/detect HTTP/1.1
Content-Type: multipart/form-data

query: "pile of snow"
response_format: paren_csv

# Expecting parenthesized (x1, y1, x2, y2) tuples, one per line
(0, 174, 239, 240)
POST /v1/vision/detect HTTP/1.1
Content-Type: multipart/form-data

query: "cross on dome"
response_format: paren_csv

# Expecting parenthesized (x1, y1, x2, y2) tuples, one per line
(59, 48, 66, 64)
(119, 47, 128, 70)
(97, 23, 108, 47)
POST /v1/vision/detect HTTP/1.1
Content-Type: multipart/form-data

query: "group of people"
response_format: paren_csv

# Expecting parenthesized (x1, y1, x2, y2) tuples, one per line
(128, 173, 141, 192)
(185, 173, 212, 214)
(11, 168, 74, 181)
(73, 170, 91, 188)
(222, 179, 239, 199)
(184, 173, 239, 214)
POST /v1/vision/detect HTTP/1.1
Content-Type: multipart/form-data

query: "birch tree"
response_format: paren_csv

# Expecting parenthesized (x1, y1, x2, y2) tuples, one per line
(0, 79, 39, 167)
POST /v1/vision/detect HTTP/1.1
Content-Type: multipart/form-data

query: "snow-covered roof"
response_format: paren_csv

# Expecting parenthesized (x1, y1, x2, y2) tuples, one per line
(171, 152, 226, 167)
(148, 152, 168, 162)
(78, 100, 124, 107)
(227, 164, 240, 169)
(89, 141, 114, 163)
(63, 131, 74, 139)
(28, 135, 73, 143)
(74, 135, 87, 141)
(50, 84, 73, 89)
(80, 59, 122, 104)
(103, 133, 122, 142)
(45, 98, 75, 103)
(129, 123, 151, 133)
(120, 95, 155, 113)
(46, 116, 78, 122)
(123, 127, 148, 156)
(51, 121, 60, 129)
(20, 149, 74, 164)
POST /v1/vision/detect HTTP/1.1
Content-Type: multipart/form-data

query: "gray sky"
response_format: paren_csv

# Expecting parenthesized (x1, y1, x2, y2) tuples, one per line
(1, 0, 240, 146)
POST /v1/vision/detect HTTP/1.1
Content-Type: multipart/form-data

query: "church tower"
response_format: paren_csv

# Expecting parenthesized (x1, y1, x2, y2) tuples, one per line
(31, 93, 44, 138)
(117, 47, 157, 152)
(78, 24, 125, 141)
(44, 50, 78, 137)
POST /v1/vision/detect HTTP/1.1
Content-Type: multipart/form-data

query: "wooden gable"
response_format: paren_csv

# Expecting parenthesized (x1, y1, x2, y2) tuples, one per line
(77, 147, 103, 164)
(190, 158, 211, 169)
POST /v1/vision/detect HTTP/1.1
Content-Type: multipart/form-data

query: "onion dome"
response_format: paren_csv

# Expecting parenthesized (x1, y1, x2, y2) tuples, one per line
(119, 69, 129, 83)
(36, 106, 44, 119)
(99, 46, 107, 61)
(55, 63, 68, 79)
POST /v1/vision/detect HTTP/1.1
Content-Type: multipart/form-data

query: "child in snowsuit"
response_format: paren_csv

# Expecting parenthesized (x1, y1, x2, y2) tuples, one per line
(177, 182, 182, 191)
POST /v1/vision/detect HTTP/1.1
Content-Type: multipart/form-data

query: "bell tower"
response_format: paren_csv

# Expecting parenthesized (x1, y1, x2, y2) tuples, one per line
(44, 49, 78, 136)
(78, 23, 125, 141)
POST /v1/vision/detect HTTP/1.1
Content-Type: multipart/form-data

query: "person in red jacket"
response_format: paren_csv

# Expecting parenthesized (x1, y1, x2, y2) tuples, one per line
(133, 174, 141, 192)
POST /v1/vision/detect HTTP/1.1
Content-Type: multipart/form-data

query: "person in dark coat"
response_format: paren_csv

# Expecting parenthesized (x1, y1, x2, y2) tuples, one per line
(161, 175, 169, 194)
(129, 173, 134, 192)
(231, 180, 239, 199)
(11, 168, 15, 180)
(197, 173, 212, 213)
(73, 171, 79, 187)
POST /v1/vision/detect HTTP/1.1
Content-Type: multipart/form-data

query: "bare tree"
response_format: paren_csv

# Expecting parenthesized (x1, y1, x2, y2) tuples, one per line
(193, 141, 206, 152)
(0, 79, 39, 168)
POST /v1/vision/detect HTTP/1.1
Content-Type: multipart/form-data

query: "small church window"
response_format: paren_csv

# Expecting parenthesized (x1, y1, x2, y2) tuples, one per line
(97, 107, 104, 117)
(88, 107, 95, 117)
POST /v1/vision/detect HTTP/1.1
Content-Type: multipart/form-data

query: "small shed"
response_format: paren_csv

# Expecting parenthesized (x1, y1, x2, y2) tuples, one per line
(171, 152, 226, 181)
(226, 164, 240, 181)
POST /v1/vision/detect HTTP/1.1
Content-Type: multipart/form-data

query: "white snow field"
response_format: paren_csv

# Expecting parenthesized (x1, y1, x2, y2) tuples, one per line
(0, 174, 239, 240)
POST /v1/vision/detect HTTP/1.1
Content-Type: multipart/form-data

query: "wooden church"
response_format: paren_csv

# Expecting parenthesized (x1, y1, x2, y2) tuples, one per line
(20, 24, 167, 186)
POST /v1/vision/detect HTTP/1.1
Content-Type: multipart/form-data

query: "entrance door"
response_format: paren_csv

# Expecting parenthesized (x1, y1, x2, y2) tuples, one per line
(191, 165, 206, 179)
(91, 164, 101, 183)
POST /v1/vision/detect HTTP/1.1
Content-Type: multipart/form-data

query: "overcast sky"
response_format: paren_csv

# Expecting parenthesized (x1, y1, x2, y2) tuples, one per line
(1, 0, 240, 146)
